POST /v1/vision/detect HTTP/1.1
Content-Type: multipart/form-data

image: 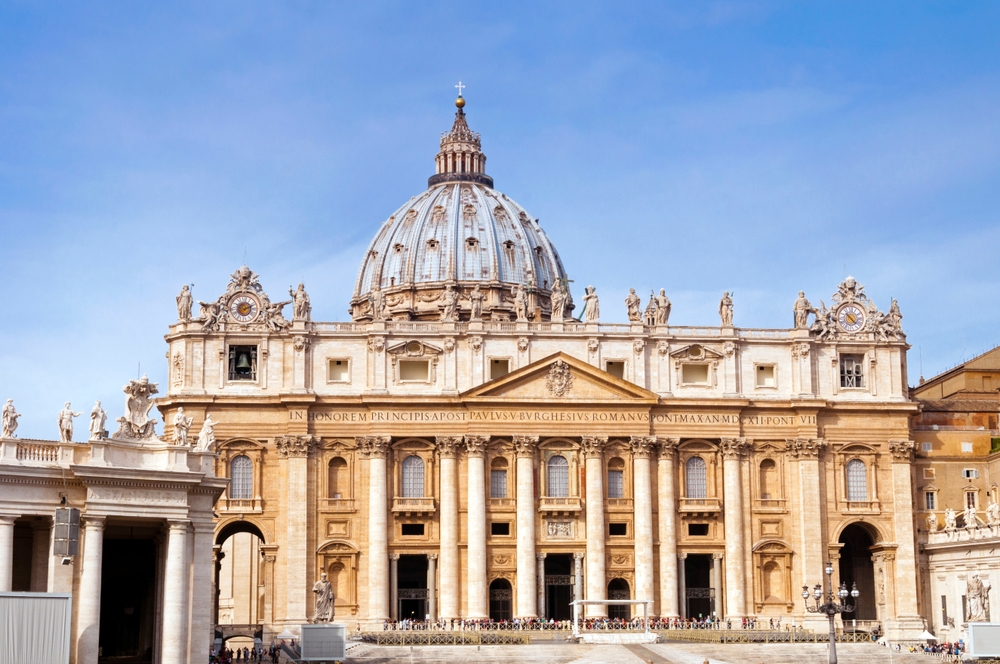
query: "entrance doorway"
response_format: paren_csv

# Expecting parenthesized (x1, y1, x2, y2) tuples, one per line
(838, 524, 877, 621)
(544, 554, 573, 620)
(99, 526, 158, 663)
(684, 554, 715, 619)
(608, 578, 631, 620)
(397, 555, 428, 621)
(215, 521, 266, 628)
(489, 578, 512, 621)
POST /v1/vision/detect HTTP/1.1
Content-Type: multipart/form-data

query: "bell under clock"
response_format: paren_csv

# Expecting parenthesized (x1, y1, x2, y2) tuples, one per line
(229, 295, 260, 323)
(837, 304, 865, 333)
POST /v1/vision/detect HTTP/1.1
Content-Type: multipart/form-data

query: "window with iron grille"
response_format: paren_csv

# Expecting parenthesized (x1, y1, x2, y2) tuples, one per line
(401, 455, 425, 498)
(490, 469, 507, 499)
(230, 455, 253, 499)
(840, 355, 865, 388)
(846, 459, 868, 501)
(547, 455, 569, 497)
(685, 456, 707, 499)
(607, 469, 624, 499)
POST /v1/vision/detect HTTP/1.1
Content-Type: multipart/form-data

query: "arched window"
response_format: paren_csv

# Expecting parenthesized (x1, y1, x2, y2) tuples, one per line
(759, 459, 777, 499)
(846, 459, 868, 502)
(685, 456, 707, 499)
(230, 455, 253, 500)
(608, 578, 631, 620)
(547, 455, 569, 497)
(328, 457, 347, 499)
(401, 455, 425, 498)
(607, 457, 625, 499)
(490, 457, 508, 499)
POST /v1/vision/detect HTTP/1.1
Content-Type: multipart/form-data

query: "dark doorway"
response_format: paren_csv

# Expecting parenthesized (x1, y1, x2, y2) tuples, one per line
(99, 537, 157, 663)
(544, 554, 573, 620)
(608, 578, 630, 620)
(397, 555, 428, 620)
(489, 578, 512, 621)
(838, 524, 877, 621)
(685, 554, 714, 619)
(11, 521, 33, 591)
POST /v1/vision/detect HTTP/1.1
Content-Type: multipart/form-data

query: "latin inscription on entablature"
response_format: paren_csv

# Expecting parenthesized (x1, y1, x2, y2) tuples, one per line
(88, 486, 188, 506)
(296, 410, 816, 426)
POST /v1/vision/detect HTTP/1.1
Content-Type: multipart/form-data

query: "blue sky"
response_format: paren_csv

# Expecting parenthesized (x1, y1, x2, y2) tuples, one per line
(1, 2, 998, 439)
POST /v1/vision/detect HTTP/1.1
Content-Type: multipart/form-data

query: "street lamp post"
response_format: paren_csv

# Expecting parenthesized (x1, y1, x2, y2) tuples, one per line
(802, 561, 860, 664)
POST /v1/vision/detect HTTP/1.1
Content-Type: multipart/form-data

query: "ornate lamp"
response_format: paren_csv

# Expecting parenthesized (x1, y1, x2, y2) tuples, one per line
(803, 562, 859, 664)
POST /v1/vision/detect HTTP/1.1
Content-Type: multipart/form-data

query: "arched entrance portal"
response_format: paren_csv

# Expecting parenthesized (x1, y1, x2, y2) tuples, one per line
(214, 521, 267, 642)
(838, 523, 877, 621)
(608, 578, 630, 620)
(489, 579, 512, 621)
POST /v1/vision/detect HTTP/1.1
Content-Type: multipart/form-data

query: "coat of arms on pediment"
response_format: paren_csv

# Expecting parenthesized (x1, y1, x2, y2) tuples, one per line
(668, 344, 724, 361)
(545, 360, 573, 397)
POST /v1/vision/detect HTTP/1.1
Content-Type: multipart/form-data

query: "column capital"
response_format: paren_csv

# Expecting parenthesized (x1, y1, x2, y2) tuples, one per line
(785, 437, 826, 459)
(573, 552, 585, 562)
(359, 435, 391, 459)
(536, 552, 547, 561)
(629, 436, 656, 459)
(513, 435, 538, 458)
(581, 436, 607, 458)
(276, 435, 316, 458)
(435, 436, 464, 459)
(677, 552, 687, 560)
(712, 552, 724, 560)
(389, 552, 400, 561)
(657, 437, 680, 459)
(888, 439, 916, 463)
(165, 519, 190, 532)
(81, 515, 106, 529)
(720, 437, 751, 459)
(464, 435, 489, 457)
(0, 515, 18, 526)
(428, 553, 438, 561)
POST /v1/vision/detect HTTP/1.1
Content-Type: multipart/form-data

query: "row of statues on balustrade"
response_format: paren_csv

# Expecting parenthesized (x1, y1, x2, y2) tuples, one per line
(1, 378, 216, 454)
(927, 503, 1000, 534)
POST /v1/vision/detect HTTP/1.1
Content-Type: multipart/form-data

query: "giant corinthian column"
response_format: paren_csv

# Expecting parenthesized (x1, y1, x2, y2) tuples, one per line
(161, 520, 190, 664)
(278, 435, 313, 624)
(720, 437, 750, 619)
(465, 435, 490, 618)
(75, 515, 105, 664)
(582, 436, 608, 618)
(788, 437, 827, 632)
(365, 436, 391, 621)
(630, 436, 655, 610)
(657, 439, 679, 617)
(514, 435, 538, 618)
(437, 436, 462, 620)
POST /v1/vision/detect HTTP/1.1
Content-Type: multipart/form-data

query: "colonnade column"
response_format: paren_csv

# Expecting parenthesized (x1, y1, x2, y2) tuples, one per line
(888, 440, 926, 637)
(436, 436, 462, 620)
(76, 515, 105, 664)
(0, 515, 15, 592)
(677, 553, 687, 619)
(389, 554, 399, 621)
(160, 520, 190, 664)
(513, 435, 538, 618)
(189, 518, 215, 661)
(712, 553, 723, 618)
(720, 437, 750, 619)
(427, 553, 438, 621)
(631, 436, 655, 610)
(537, 553, 547, 618)
(789, 437, 827, 631)
(657, 439, 679, 617)
(365, 436, 391, 622)
(573, 552, 584, 604)
(465, 436, 489, 618)
(582, 436, 607, 618)
(278, 434, 314, 624)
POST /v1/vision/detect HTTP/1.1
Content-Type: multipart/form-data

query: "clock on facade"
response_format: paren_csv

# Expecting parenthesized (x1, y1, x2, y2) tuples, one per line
(837, 304, 865, 333)
(229, 295, 260, 323)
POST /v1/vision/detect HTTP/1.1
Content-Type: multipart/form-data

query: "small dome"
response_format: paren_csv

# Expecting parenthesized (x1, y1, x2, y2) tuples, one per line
(351, 99, 572, 322)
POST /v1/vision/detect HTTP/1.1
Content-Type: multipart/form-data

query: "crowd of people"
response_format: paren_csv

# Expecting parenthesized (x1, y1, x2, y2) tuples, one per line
(374, 615, 797, 631)
(209, 644, 281, 663)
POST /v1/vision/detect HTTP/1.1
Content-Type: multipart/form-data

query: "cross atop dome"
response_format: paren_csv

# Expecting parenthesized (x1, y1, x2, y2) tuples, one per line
(428, 88, 493, 188)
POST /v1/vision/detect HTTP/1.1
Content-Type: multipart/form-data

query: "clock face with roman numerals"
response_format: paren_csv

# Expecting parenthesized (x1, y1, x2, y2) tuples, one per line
(229, 295, 259, 323)
(837, 304, 865, 333)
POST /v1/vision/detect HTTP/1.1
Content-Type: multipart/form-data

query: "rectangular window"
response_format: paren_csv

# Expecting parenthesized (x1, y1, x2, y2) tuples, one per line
(327, 359, 350, 382)
(490, 522, 510, 536)
(605, 361, 625, 379)
(688, 523, 710, 536)
(925, 492, 936, 510)
(228, 345, 258, 381)
(963, 469, 980, 479)
(609, 523, 627, 536)
(681, 363, 710, 385)
(399, 360, 430, 382)
(755, 365, 776, 388)
(966, 492, 978, 510)
(941, 595, 948, 625)
(607, 470, 624, 499)
(401, 523, 425, 536)
(962, 441, 974, 453)
(922, 443, 933, 454)
(839, 355, 865, 388)
(490, 470, 507, 499)
(490, 359, 510, 380)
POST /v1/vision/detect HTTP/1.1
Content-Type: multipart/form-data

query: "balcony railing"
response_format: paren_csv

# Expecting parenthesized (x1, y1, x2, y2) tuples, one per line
(678, 497, 722, 513)
(489, 498, 516, 510)
(220, 497, 264, 513)
(320, 498, 356, 512)
(606, 498, 633, 511)
(16, 443, 60, 463)
(392, 497, 436, 514)
(538, 497, 582, 512)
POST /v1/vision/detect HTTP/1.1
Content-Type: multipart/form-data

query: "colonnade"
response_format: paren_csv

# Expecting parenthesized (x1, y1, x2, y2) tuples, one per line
(359, 434, 758, 622)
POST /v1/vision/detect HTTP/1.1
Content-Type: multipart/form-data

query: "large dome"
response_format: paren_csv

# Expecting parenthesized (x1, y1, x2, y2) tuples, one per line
(351, 98, 572, 322)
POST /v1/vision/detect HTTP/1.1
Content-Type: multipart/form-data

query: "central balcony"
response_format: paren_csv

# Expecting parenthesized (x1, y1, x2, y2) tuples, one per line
(392, 497, 436, 516)
(678, 497, 722, 514)
(538, 497, 582, 514)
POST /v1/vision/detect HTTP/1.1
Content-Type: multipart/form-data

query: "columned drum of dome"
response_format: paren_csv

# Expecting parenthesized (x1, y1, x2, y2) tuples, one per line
(351, 96, 572, 322)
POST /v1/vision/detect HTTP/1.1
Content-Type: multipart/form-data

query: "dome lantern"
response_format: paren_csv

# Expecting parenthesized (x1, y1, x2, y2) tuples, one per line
(428, 94, 493, 188)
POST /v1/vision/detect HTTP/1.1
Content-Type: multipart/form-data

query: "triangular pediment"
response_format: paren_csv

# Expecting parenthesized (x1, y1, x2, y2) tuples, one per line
(462, 352, 658, 403)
